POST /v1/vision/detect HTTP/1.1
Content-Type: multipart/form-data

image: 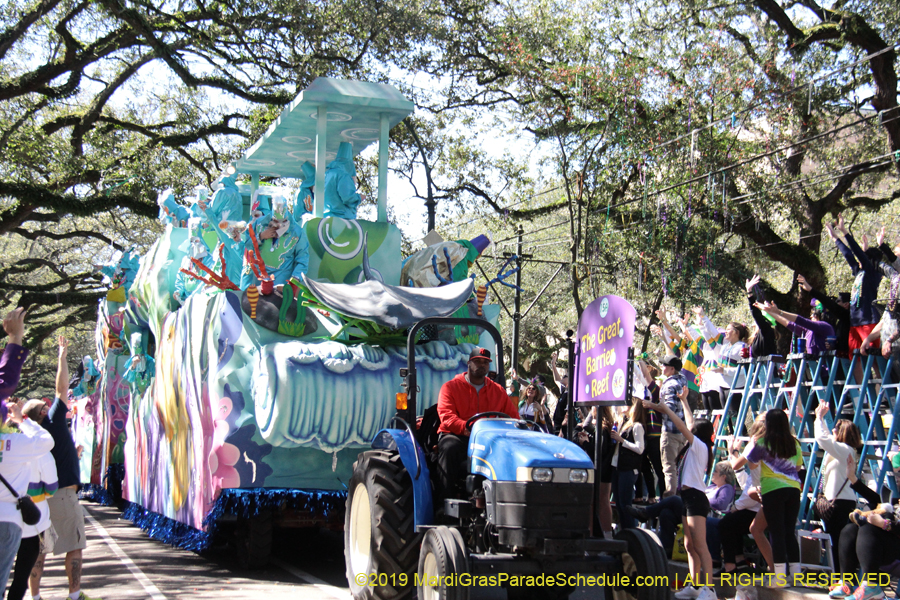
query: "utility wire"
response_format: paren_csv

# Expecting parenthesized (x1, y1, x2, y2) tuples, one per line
(646, 109, 897, 202)
(458, 185, 565, 226)
(596, 113, 899, 217)
(647, 42, 900, 154)
(493, 218, 571, 244)
(456, 78, 899, 251)
(479, 145, 897, 257)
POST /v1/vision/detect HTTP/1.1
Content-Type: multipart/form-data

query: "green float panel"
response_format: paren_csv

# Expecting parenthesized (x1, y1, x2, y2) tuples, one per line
(304, 217, 401, 286)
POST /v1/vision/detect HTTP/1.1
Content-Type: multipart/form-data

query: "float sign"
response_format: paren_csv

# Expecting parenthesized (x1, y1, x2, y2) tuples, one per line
(574, 295, 635, 405)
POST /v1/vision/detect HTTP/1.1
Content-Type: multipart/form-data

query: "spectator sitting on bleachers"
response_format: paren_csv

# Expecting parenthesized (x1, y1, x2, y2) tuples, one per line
(705, 461, 738, 567)
(756, 300, 835, 356)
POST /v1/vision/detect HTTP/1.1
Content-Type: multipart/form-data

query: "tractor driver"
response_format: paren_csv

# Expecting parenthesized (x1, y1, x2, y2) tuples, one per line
(436, 347, 519, 499)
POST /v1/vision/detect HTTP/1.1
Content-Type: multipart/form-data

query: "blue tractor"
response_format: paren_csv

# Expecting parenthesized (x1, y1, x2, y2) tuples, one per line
(344, 318, 669, 600)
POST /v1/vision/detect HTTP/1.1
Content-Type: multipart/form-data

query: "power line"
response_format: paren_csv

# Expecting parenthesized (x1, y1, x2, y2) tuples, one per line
(647, 42, 900, 155)
(597, 112, 899, 217)
(493, 218, 570, 244)
(732, 153, 900, 205)
(459, 90, 898, 251)
(458, 185, 565, 226)
(647, 109, 897, 202)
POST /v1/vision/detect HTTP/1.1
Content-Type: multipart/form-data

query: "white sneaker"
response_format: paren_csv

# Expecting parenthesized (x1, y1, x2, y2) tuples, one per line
(734, 587, 758, 600)
(674, 586, 701, 600)
(696, 587, 718, 600)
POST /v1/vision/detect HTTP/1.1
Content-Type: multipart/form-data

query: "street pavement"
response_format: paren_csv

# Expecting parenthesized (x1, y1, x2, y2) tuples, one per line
(15, 501, 669, 600)
(21, 502, 351, 600)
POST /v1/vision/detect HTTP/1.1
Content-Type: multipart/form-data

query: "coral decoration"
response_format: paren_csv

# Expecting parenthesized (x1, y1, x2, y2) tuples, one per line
(245, 225, 275, 295)
(179, 245, 239, 291)
(246, 285, 259, 318)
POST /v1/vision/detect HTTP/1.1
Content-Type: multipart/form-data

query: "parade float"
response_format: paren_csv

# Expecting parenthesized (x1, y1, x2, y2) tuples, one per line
(74, 78, 506, 565)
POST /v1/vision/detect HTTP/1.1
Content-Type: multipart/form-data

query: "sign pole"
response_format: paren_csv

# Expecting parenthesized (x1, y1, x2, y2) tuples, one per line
(566, 329, 576, 443)
(511, 225, 523, 376)
(626, 347, 634, 402)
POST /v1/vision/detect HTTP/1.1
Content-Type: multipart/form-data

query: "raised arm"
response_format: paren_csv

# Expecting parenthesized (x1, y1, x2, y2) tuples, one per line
(832, 215, 861, 273)
(644, 393, 693, 443)
(747, 287, 775, 351)
(755, 301, 792, 328)
(845, 232, 880, 272)
(0, 308, 28, 402)
(678, 385, 693, 430)
(799, 274, 848, 319)
(745, 274, 762, 302)
(694, 307, 721, 347)
(550, 351, 565, 387)
(813, 401, 841, 457)
(655, 309, 682, 347)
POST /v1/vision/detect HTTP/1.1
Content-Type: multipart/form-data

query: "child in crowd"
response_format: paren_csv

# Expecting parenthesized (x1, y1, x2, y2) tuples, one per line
(644, 387, 717, 600)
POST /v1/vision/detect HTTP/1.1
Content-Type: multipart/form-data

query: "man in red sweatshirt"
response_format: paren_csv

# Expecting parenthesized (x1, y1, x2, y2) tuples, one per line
(436, 347, 518, 499)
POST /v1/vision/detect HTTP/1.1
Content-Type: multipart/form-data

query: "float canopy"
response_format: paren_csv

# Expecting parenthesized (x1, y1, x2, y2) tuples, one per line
(230, 78, 414, 221)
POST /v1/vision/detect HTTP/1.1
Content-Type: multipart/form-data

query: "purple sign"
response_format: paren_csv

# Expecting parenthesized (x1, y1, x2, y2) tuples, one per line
(574, 295, 636, 405)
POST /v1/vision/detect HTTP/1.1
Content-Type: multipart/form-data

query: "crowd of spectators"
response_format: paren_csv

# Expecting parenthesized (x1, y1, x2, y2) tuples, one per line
(528, 216, 900, 600)
(2, 311, 100, 600)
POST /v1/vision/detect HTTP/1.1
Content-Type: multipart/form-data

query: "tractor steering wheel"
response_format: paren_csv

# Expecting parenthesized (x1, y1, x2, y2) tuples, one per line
(465, 411, 514, 431)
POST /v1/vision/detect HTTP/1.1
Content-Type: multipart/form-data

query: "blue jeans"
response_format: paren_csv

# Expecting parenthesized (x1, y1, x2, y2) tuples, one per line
(707, 517, 721, 563)
(0, 520, 24, 594)
(643, 495, 684, 556)
(614, 467, 639, 529)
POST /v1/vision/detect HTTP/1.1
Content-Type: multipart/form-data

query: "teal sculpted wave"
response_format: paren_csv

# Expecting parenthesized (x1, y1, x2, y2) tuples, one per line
(252, 340, 478, 451)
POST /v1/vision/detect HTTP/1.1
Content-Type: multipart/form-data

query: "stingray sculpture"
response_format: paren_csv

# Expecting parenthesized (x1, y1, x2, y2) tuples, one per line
(302, 233, 475, 330)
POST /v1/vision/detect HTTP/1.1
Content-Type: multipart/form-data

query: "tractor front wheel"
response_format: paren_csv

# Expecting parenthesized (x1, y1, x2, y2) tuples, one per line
(345, 450, 421, 600)
(417, 526, 469, 600)
(606, 528, 669, 600)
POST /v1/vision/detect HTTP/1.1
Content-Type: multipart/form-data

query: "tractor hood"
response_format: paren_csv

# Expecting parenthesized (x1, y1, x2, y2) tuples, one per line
(468, 419, 593, 481)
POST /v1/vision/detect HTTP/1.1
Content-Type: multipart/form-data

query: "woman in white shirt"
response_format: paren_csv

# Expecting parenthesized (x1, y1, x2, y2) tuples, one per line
(518, 383, 551, 433)
(611, 399, 647, 529)
(644, 388, 718, 600)
(7, 448, 57, 600)
(814, 401, 862, 573)
(698, 312, 750, 410)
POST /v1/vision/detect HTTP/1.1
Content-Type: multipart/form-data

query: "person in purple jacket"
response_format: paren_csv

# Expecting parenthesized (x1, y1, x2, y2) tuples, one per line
(0, 308, 28, 407)
(755, 300, 836, 355)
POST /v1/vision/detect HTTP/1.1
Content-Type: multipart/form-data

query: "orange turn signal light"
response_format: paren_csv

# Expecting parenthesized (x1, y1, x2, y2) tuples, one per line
(396, 392, 408, 410)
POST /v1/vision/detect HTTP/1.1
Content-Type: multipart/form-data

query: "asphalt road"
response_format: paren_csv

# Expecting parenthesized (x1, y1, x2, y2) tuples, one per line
(25, 502, 351, 600)
(22, 502, 515, 600)
(19, 501, 636, 600)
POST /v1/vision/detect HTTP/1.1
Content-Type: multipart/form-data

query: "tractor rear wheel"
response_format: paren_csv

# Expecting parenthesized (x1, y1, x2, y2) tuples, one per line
(345, 450, 421, 600)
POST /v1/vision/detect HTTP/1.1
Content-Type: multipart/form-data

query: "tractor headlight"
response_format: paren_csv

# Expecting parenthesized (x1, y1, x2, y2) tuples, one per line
(568, 469, 589, 484)
(532, 467, 553, 483)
